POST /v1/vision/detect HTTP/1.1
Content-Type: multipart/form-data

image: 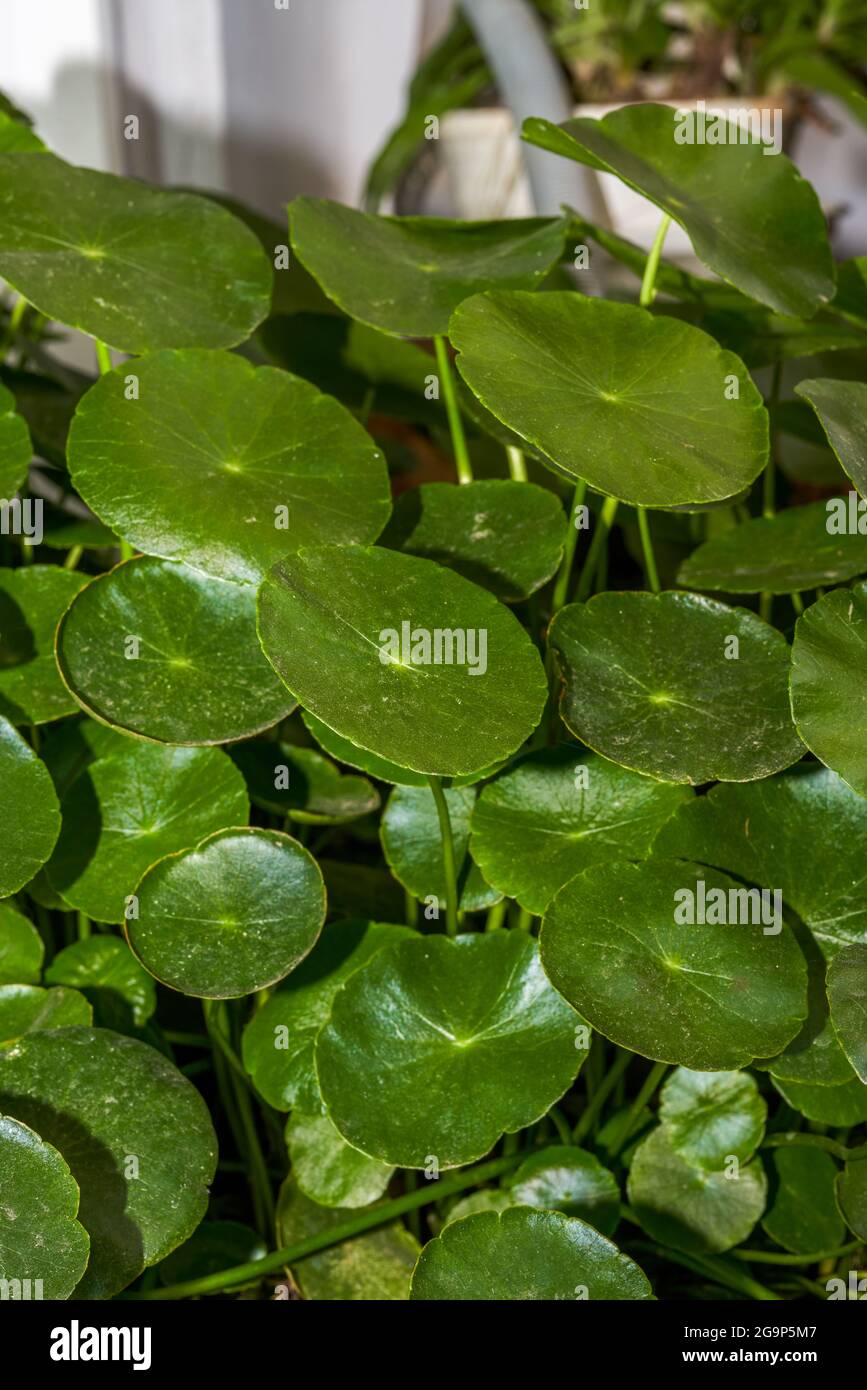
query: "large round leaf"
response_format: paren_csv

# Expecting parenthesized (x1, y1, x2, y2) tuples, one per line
(762, 1146, 844, 1254)
(45, 936, 156, 1030)
(790, 583, 867, 797)
(796, 379, 867, 496)
(56, 557, 295, 745)
(228, 739, 378, 824)
(128, 828, 325, 999)
(316, 931, 586, 1169)
(0, 1115, 89, 1299)
(411, 1207, 651, 1301)
(470, 747, 690, 914)
(523, 105, 834, 316)
(0, 566, 87, 725)
(242, 920, 414, 1112)
(827, 946, 867, 1084)
(0, 154, 271, 351)
(0, 1027, 217, 1297)
(381, 480, 566, 602)
(550, 592, 801, 784)
(0, 903, 43, 984)
(541, 859, 807, 1070)
(0, 716, 60, 898)
(258, 544, 547, 778)
(507, 1146, 620, 1236)
(659, 1068, 766, 1170)
(652, 767, 867, 957)
(67, 350, 390, 585)
(772, 1075, 867, 1125)
(303, 709, 426, 788)
(0, 379, 31, 497)
(45, 742, 248, 923)
(276, 1178, 417, 1301)
(0, 984, 91, 1043)
(678, 501, 867, 594)
(286, 1110, 393, 1210)
(381, 784, 500, 914)
(451, 292, 767, 506)
(627, 1126, 767, 1255)
(289, 198, 568, 337)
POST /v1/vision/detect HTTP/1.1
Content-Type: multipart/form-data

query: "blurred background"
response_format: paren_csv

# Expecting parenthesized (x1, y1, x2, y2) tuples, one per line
(1, 0, 866, 256)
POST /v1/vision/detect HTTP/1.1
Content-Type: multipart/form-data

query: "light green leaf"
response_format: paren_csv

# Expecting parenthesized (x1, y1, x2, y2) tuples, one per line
(0, 111, 45, 153)
(0, 903, 44, 984)
(508, 1146, 620, 1236)
(0, 1115, 89, 1300)
(762, 1146, 844, 1254)
(790, 582, 867, 797)
(276, 1177, 417, 1300)
(796, 379, 867, 497)
(0, 566, 87, 725)
(827, 946, 867, 1084)
(0, 984, 91, 1043)
(228, 739, 379, 824)
(678, 500, 867, 594)
(45, 936, 156, 1030)
(381, 784, 500, 914)
(286, 1110, 393, 1209)
(659, 1068, 766, 1170)
(0, 379, 32, 497)
(0, 715, 60, 898)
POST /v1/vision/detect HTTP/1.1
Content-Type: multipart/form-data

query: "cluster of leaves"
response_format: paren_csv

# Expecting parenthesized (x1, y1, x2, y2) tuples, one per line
(0, 94, 866, 1303)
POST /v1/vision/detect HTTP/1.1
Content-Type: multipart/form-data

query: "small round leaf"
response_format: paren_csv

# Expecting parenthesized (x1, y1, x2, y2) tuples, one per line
(0, 715, 60, 898)
(45, 936, 157, 1030)
(678, 500, 867, 594)
(827, 945, 867, 1083)
(0, 903, 44, 984)
(0, 1115, 90, 1299)
(0, 566, 88, 725)
(508, 1146, 620, 1236)
(772, 1075, 867, 1125)
(228, 739, 378, 823)
(790, 582, 867, 797)
(659, 1067, 766, 1170)
(0, 984, 91, 1043)
(286, 1110, 393, 1210)
(762, 1146, 844, 1254)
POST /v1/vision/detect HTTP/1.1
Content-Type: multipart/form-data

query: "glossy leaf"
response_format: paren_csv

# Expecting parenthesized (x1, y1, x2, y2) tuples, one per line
(0, 902, 43, 984)
(790, 583, 867, 797)
(470, 747, 690, 914)
(678, 500, 867, 594)
(45, 936, 156, 1030)
(286, 1110, 393, 1209)
(276, 1178, 417, 1300)
(796, 379, 867, 497)
(0, 1115, 89, 1300)
(0, 715, 60, 898)
(45, 742, 249, 923)
(0, 154, 271, 351)
(541, 859, 807, 1070)
(228, 739, 378, 824)
(128, 828, 325, 999)
(411, 1207, 651, 1301)
(0, 378, 31, 497)
(827, 946, 867, 1084)
(550, 592, 802, 784)
(628, 1125, 767, 1255)
(381, 784, 500, 914)
(56, 558, 295, 745)
(316, 931, 586, 1168)
(0, 984, 91, 1043)
(0, 566, 87, 725)
(508, 1146, 620, 1236)
(289, 197, 568, 336)
(0, 1027, 217, 1297)
(659, 1068, 766, 1170)
(523, 105, 834, 316)
(836, 1159, 867, 1241)
(303, 709, 427, 788)
(68, 349, 390, 586)
(451, 292, 767, 506)
(762, 1146, 844, 1254)
(772, 1075, 867, 1126)
(258, 544, 547, 778)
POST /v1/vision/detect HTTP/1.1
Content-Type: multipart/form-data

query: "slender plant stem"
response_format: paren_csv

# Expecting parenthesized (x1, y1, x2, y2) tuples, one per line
(404, 890, 418, 928)
(551, 480, 587, 615)
(427, 776, 459, 937)
(762, 1132, 851, 1162)
(629, 1236, 780, 1301)
(0, 294, 27, 359)
(791, 590, 804, 617)
(759, 361, 782, 622)
(548, 1106, 572, 1146)
(77, 912, 91, 941)
(574, 497, 619, 603)
(433, 335, 473, 484)
(639, 213, 672, 307)
(572, 1048, 632, 1143)
(731, 1241, 860, 1266)
(126, 1152, 525, 1300)
(506, 445, 527, 481)
(516, 906, 533, 931)
(94, 338, 113, 376)
(485, 899, 508, 931)
(62, 544, 84, 571)
(204, 1001, 274, 1238)
(636, 507, 661, 592)
(608, 1060, 668, 1158)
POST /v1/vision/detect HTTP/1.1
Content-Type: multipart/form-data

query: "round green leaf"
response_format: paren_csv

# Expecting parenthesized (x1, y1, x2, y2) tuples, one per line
(0, 378, 31, 496)
(67, 349, 390, 585)
(628, 1125, 767, 1255)
(766, 1015, 856, 1089)
(0, 1027, 217, 1297)
(0, 984, 91, 1043)
(550, 592, 802, 783)
(0, 715, 60, 897)
(790, 582, 867, 797)
(772, 1075, 867, 1125)
(451, 292, 767, 506)
(508, 1146, 620, 1236)
(0, 566, 88, 725)
(652, 766, 867, 956)
(56, 557, 295, 745)
(276, 1177, 417, 1300)
(659, 1068, 766, 1170)
(158, 1220, 266, 1288)
(242, 920, 414, 1112)
(827, 945, 867, 1083)
(286, 1110, 393, 1209)
(541, 859, 807, 1069)
(289, 198, 568, 337)
(381, 480, 566, 602)
(45, 742, 249, 923)
(0, 154, 271, 351)
(258, 544, 547, 778)
(762, 1146, 844, 1254)
(45, 937, 156, 1030)
(0, 1115, 89, 1299)
(128, 828, 325, 999)
(444, 1191, 513, 1226)
(228, 739, 378, 823)
(470, 747, 691, 914)
(836, 1159, 867, 1240)
(381, 784, 500, 914)
(523, 105, 834, 317)
(678, 501, 867, 594)
(303, 708, 426, 788)
(411, 1207, 651, 1301)
(796, 379, 867, 497)
(0, 903, 43, 984)
(316, 931, 587, 1169)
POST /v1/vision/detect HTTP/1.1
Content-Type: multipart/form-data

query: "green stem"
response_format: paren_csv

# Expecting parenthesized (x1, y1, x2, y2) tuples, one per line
(427, 776, 459, 937)
(629, 1236, 780, 1301)
(574, 497, 619, 603)
(125, 1153, 524, 1300)
(62, 545, 84, 572)
(0, 295, 27, 359)
(572, 1048, 632, 1143)
(77, 912, 91, 941)
(548, 1106, 572, 1146)
(433, 335, 472, 485)
(94, 338, 113, 375)
(791, 590, 804, 617)
(636, 507, 660, 593)
(639, 213, 672, 308)
(119, 541, 134, 563)
(608, 1060, 667, 1158)
(762, 1132, 851, 1162)
(204, 1001, 274, 1238)
(516, 907, 533, 931)
(485, 899, 508, 931)
(506, 446, 527, 481)
(551, 480, 587, 615)
(731, 1241, 860, 1266)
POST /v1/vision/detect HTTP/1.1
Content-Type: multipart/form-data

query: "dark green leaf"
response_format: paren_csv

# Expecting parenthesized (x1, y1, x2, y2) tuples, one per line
(836, 1158, 867, 1240)
(796, 379, 867, 497)
(508, 1146, 620, 1236)
(827, 945, 867, 1084)
(0, 566, 88, 725)
(228, 739, 378, 823)
(0, 903, 44, 985)
(0, 715, 60, 897)
(678, 500, 867, 594)
(276, 1177, 417, 1300)
(772, 1075, 867, 1125)
(0, 984, 91, 1043)
(762, 1146, 844, 1254)
(790, 581, 867, 797)
(0, 1114, 89, 1299)
(0, 379, 31, 496)
(381, 784, 500, 914)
